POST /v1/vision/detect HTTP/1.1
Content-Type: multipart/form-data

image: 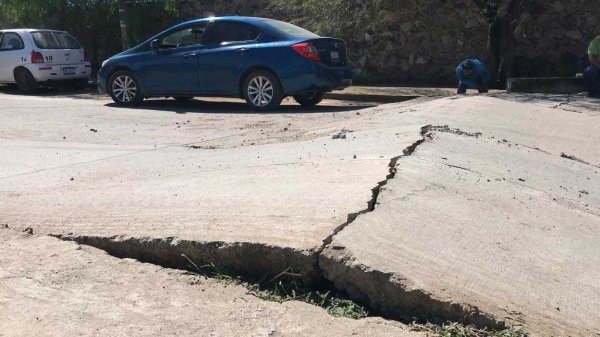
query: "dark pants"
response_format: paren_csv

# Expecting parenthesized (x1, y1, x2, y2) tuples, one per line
(458, 82, 489, 94)
(584, 65, 600, 97)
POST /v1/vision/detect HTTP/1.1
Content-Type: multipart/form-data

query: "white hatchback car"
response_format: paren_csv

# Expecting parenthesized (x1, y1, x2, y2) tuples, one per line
(0, 29, 91, 93)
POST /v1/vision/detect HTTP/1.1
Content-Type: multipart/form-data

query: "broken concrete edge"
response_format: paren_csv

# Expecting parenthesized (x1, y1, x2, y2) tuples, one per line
(318, 248, 506, 330)
(52, 234, 321, 284)
(318, 126, 514, 331)
(47, 125, 510, 331)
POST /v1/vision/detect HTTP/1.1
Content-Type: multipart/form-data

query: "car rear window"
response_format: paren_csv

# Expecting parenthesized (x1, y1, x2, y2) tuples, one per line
(264, 20, 319, 38)
(30, 31, 81, 49)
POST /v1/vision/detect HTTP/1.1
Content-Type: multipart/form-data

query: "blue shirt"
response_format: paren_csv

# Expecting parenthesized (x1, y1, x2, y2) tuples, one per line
(456, 59, 490, 88)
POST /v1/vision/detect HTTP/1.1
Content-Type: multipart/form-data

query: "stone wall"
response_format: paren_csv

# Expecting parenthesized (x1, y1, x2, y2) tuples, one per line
(180, 0, 600, 86)
(489, 0, 599, 84)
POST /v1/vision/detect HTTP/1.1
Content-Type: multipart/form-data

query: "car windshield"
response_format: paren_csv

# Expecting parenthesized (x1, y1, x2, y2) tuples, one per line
(30, 31, 81, 49)
(264, 20, 319, 38)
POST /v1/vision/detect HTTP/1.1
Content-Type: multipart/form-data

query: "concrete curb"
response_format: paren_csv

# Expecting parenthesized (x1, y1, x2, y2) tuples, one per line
(507, 77, 586, 94)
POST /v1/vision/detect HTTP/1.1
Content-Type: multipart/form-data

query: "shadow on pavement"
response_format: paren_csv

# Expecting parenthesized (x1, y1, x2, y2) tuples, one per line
(0, 84, 375, 114)
(105, 98, 373, 114)
(491, 92, 599, 112)
(0, 83, 102, 100)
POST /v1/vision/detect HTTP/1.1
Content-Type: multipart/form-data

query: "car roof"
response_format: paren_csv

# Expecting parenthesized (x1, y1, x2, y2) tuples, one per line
(0, 29, 67, 34)
(183, 16, 273, 24)
(171, 16, 287, 31)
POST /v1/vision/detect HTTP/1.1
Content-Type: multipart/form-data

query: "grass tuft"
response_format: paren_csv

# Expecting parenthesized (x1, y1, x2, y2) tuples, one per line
(182, 255, 527, 336)
(410, 321, 528, 337)
(181, 255, 368, 319)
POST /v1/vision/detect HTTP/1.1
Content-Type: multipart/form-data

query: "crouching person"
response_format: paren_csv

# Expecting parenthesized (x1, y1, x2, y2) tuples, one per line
(584, 35, 600, 98)
(456, 59, 490, 94)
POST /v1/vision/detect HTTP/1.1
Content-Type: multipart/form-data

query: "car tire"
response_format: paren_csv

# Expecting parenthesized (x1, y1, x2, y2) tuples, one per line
(14, 68, 37, 94)
(108, 70, 143, 106)
(293, 92, 325, 107)
(72, 78, 88, 90)
(243, 70, 283, 111)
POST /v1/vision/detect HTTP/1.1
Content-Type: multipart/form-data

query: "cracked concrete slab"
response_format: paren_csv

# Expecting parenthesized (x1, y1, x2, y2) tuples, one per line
(0, 93, 420, 279)
(3, 90, 600, 335)
(372, 95, 600, 166)
(0, 227, 422, 337)
(323, 127, 600, 335)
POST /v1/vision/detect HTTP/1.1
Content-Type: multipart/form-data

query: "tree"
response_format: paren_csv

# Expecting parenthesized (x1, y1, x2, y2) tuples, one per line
(0, 0, 179, 72)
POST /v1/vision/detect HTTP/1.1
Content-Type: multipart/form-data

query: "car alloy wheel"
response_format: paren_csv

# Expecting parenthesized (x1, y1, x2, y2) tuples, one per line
(243, 70, 283, 111)
(108, 70, 142, 106)
(247, 76, 274, 107)
(112, 74, 138, 103)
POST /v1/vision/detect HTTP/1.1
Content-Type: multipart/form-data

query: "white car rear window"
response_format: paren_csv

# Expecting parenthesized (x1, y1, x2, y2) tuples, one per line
(31, 31, 81, 49)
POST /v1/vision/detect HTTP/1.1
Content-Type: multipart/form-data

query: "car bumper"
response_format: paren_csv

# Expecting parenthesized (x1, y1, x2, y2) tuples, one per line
(26, 63, 91, 82)
(282, 63, 353, 95)
(97, 67, 108, 94)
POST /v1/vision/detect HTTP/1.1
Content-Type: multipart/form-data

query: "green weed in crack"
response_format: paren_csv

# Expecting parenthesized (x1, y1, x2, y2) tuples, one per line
(181, 254, 368, 319)
(410, 321, 528, 337)
(182, 254, 239, 284)
(182, 255, 526, 335)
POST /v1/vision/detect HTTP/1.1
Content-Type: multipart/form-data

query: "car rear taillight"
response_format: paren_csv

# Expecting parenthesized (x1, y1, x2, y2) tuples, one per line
(84, 50, 90, 62)
(292, 42, 321, 62)
(31, 51, 44, 64)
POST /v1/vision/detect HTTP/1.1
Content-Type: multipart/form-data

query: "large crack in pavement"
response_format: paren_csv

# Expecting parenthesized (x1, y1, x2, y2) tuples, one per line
(315, 126, 433, 272)
(319, 126, 510, 331)
(52, 125, 508, 331)
(52, 235, 322, 282)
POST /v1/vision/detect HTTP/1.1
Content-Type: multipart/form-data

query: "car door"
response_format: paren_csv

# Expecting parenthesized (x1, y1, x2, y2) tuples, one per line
(198, 21, 262, 95)
(138, 23, 207, 94)
(0, 32, 26, 83)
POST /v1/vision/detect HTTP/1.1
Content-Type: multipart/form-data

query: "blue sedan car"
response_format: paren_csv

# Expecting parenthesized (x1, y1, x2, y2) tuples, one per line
(98, 16, 352, 110)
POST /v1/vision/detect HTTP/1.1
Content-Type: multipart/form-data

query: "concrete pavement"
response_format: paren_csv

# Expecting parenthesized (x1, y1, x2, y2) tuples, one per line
(0, 93, 416, 279)
(1, 88, 599, 335)
(322, 95, 600, 335)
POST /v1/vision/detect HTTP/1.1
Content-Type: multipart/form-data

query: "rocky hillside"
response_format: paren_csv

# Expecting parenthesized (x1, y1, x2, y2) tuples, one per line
(181, 0, 599, 86)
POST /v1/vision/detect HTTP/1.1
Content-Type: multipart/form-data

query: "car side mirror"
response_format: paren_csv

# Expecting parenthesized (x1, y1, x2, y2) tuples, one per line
(150, 39, 159, 53)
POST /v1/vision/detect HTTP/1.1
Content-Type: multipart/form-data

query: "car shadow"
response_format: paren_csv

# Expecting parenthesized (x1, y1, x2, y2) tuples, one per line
(105, 98, 374, 114)
(0, 83, 101, 100)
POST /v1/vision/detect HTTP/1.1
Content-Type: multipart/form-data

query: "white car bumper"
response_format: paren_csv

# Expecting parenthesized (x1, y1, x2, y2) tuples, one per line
(26, 63, 92, 82)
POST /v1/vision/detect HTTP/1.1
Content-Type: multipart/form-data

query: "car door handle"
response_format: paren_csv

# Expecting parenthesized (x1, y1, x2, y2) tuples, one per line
(236, 48, 248, 55)
(183, 53, 197, 58)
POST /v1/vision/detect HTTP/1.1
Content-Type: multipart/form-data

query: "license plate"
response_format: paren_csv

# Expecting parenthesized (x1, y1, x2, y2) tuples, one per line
(63, 67, 75, 75)
(330, 51, 339, 61)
